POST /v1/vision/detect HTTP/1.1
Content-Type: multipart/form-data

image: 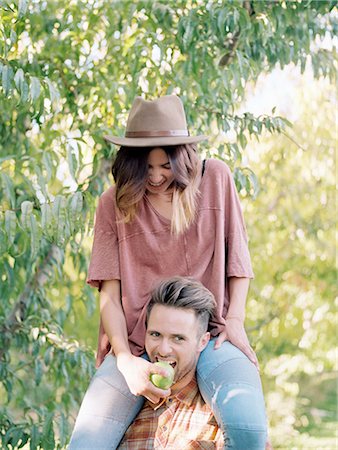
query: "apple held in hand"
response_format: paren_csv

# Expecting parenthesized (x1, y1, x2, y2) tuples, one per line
(150, 361, 175, 389)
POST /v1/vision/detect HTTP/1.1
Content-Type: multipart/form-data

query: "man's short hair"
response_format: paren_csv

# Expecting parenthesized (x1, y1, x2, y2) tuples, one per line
(147, 277, 216, 336)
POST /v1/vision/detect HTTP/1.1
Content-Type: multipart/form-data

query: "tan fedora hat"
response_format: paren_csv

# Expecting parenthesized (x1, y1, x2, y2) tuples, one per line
(104, 95, 208, 147)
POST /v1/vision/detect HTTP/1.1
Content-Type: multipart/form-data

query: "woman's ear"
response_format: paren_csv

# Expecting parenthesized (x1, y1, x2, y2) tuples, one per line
(198, 332, 210, 353)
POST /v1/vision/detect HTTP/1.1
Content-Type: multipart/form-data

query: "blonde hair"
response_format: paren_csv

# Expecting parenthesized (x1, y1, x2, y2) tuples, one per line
(111, 144, 202, 234)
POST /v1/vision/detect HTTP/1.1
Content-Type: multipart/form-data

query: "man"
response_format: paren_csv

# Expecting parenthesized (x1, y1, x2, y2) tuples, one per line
(118, 276, 224, 449)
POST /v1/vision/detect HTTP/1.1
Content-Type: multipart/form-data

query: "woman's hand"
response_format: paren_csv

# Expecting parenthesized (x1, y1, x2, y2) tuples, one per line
(214, 318, 259, 369)
(117, 353, 171, 403)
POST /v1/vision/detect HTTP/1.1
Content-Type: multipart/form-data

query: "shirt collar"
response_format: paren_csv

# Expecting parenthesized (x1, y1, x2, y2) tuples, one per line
(148, 377, 198, 410)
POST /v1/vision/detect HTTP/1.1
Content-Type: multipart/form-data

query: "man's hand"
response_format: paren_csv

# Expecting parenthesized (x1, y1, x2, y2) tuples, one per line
(214, 318, 259, 369)
(117, 354, 171, 403)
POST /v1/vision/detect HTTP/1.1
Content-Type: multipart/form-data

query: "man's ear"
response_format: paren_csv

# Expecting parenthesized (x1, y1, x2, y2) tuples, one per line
(198, 332, 210, 352)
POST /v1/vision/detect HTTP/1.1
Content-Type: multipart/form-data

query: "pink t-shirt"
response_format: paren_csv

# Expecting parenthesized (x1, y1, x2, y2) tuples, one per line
(88, 159, 254, 366)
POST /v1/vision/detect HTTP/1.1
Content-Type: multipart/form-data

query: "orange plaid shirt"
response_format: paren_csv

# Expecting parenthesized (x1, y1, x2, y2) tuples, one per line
(118, 378, 224, 449)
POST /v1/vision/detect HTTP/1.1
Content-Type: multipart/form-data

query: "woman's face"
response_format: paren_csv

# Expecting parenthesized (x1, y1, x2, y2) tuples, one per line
(146, 148, 175, 195)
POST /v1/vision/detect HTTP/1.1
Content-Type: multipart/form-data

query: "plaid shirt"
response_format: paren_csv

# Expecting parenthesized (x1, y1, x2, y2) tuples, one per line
(118, 378, 224, 449)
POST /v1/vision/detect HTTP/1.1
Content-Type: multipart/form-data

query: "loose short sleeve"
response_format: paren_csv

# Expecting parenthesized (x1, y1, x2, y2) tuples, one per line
(87, 187, 121, 289)
(223, 165, 254, 279)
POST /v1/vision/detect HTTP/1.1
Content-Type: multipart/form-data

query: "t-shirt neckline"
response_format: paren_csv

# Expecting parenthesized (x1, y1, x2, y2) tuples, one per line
(143, 160, 208, 224)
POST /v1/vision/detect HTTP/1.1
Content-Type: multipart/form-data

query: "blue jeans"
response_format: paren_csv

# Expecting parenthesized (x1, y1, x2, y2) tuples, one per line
(68, 340, 267, 449)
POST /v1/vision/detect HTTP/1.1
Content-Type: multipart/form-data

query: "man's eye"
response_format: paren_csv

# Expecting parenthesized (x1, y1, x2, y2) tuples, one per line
(174, 336, 184, 341)
(150, 332, 160, 337)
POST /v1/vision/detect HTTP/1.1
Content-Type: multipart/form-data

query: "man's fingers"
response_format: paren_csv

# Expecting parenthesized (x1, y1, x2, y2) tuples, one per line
(148, 382, 171, 397)
(149, 363, 172, 377)
(145, 384, 171, 404)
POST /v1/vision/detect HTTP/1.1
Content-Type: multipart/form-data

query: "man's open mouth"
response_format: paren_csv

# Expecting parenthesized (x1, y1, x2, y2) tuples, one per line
(155, 357, 177, 368)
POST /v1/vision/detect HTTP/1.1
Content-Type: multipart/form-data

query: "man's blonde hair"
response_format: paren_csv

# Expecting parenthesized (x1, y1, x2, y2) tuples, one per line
(147, 277, 216, 336)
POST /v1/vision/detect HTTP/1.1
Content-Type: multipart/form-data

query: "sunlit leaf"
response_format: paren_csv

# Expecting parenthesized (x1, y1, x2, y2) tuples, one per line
(30, 76, 41, 102)
(20, 200, 33, 230)
(5, 210, 16, 245)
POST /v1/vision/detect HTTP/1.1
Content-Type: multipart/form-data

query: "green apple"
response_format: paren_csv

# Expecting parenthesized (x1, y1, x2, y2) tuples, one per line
(150, 361, 175, 389)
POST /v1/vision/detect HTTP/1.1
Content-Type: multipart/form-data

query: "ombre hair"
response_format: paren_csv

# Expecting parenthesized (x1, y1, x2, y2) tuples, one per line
(147, 276, 216, 337)
(111, 144, 202, 234)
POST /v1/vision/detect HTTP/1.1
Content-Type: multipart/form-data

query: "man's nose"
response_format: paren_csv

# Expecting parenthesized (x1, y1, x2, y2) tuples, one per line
(158, 339, 172, 356)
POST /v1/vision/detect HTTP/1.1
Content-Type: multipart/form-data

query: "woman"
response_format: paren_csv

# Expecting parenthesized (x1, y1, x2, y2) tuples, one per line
(69, 95, 267, 449)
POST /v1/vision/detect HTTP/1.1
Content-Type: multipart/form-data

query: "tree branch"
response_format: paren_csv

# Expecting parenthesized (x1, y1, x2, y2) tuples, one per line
(219, 1, 255, 67)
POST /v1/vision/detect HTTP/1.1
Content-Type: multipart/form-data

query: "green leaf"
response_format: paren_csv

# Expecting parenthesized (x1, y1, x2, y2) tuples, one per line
(52, 195, 68, 244)
(30, 424, 39, 450)
(41, 412, 55, 450)
(42, 152, 53, 182)
(41, 203, 52, 230)
(1, 173, 16, 208)
(10, 29, 17, 46)
(69, 191, 83, 225)
(34, 359, 43, 385)
(14, 68, 25, 91)
(30, 214, 39, 259)
(45, 78, 60, 104)
(67, 140, 78, 181)
(14, 68, 29, 102)
(2, 64, 13, 96)
(5, 210, 17, 245)
(30, 76, 41, 102)
(35, 166, 48, 200)
(44, 346, 54, 365)
(18, 0, 28, 18)
(21, 200, 33, 230)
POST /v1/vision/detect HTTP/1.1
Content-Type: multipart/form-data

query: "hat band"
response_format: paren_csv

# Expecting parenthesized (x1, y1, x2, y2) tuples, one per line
(125, 130, 189, 138)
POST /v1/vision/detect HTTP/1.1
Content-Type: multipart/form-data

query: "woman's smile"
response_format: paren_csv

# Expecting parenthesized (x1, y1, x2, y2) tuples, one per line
(146, 148, 175, 194)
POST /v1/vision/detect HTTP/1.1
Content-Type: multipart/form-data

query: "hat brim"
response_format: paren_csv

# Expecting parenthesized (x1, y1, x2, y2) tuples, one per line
(103, 134, 208, 147)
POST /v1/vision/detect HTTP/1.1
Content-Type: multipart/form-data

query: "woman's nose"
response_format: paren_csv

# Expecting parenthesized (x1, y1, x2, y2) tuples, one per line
(148, 169, 163, 183)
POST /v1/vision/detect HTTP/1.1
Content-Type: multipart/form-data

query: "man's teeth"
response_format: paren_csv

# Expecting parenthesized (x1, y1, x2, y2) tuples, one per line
(156, 358, 176, 367)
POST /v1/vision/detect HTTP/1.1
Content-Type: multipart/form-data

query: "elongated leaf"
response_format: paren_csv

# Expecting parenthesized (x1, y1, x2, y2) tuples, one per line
(41, 203, 52, 230)
(30, 76, 41, 102)
(46, 78, 59, 101)
(34, 359, 43, 386)
(1, 173, 16, 208)
(5, 210, 17, 245)
(52, 195, 68, 244)
(30, 424, 39, 450)
(41, 412, 55, 450)
(35, 166, 48, 200)
(69, 191, 83, 226)
(42, 152, 53, 182)
(14, 68, 25, 91)
(67, 140, 78, 181)
(21, 201, 33, 230)
(10, 29, 17, 46)
(30, 214, 39, 259)
(18, 0, 28, 18)
(2, 64, 13, 96)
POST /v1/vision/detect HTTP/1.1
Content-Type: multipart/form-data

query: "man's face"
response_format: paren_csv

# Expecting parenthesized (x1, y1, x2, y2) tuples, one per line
(145, 304, 210, 383)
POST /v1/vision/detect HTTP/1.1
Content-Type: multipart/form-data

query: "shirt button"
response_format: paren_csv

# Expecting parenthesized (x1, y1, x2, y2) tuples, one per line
(162, 426, 167, 431)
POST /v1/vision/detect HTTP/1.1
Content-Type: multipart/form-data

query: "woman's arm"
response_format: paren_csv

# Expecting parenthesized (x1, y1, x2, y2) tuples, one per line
(226, 276, 249, 321)
(214, 277, 259, 368)
(100, 280, 171, 402)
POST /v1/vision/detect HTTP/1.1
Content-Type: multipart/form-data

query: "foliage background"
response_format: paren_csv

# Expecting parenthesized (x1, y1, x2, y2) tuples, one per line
(0, 1, 337, 448)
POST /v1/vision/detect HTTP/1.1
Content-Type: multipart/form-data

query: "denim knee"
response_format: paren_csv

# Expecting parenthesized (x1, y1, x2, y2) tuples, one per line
(68, 355, 145, 450)
(197, 340, 267, 449)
